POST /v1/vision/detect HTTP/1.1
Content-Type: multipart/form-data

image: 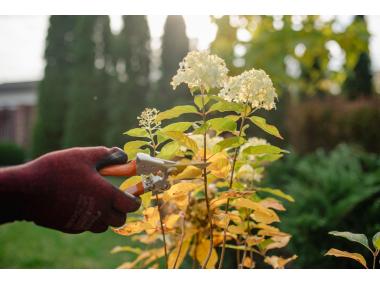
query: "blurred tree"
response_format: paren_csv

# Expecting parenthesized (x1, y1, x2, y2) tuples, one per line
(105, 16, 151, 147)
(342, 16, 373, 100)
(31, 16, 76, 157)
(63, 16, 112, 147)
(154, 16, 190, 109)
(210, 16, 370, 100)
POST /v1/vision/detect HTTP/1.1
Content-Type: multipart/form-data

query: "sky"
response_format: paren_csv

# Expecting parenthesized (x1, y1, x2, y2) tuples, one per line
(0, 15, 379, 83)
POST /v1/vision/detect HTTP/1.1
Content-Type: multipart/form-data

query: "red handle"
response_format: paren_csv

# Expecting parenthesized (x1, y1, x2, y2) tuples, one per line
(124, 182, 145, 197)
(99, 160, 137, 177)
(99, 161, 145, 197)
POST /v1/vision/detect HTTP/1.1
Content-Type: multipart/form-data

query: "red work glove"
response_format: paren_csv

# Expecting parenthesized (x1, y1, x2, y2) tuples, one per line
(0, 147, 141, 234)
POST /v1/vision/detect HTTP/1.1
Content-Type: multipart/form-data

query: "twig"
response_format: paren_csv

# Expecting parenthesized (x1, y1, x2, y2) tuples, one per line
(200, 92, 214, 269)
(155, 193, 168, 268)
(218, 104, 249, 269)
(149, 132, 169, 269)
(373, 249, 379, 269)
(173, 214, 186, 269)
(239, 209, 252, 269)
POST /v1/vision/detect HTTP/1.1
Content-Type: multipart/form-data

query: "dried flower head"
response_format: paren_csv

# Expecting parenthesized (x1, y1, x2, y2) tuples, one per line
(171, 50, 229, 92)
(138, 108, 161, 130)
(219, 68, 277, 110)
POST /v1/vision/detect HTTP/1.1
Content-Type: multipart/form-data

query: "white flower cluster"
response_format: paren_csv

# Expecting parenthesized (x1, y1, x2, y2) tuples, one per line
(239, 137, 268, 164)
(219, 68, 277, 110)
(188, 134, 223, 150)
(171, 50, 229, 92)
(138, 108, 161, 130)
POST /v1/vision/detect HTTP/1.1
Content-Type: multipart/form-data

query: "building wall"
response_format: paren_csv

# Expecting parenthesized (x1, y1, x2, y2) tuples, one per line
(0, 81, 37, 149)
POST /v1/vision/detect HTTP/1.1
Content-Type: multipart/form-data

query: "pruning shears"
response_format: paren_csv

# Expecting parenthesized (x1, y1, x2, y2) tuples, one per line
(99, 153, 209, 197)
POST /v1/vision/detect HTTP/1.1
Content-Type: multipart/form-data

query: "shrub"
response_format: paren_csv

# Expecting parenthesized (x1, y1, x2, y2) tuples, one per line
(112, 51, 296, 269)
(286, 97, 380, 154)
(264, 144, 380, 268)
(0, 142, 25, 166)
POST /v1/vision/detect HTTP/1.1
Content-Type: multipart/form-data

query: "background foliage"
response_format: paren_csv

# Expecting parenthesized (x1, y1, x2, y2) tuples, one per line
(264, 144, 380, 268)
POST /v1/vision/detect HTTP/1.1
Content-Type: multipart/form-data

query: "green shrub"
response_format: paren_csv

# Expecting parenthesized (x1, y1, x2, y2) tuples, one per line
(0, 143, 26, 166)
(286, 97, 380, 154)
(264, 144, 380, 268)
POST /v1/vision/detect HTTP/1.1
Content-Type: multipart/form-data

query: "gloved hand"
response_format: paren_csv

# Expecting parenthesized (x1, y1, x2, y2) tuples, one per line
(0, 147, 141, 233)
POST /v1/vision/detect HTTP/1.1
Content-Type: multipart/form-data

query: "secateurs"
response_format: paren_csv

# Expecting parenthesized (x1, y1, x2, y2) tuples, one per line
(99, 153, 209, 197)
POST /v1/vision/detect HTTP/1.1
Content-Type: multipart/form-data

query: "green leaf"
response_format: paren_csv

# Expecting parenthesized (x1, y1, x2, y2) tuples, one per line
(123, 128, 149, 138)
(123, 141, 149, 160)
(208, 101, 244, 114)
(243, 145, 289, 155)
(249, 116, 283, 139)
(160, 122, 193, 133)
(212, 136, 246, 153)
(192, 121, 210, 135)
(258, 187, 294, 202)
(372, 232, 380, 250)
(162, 131, 198, 153)
(157, 141, 180, 160)
(194, 95, 210, 110)
(329, 231, 370, 251)
(208, 117, 237, 134)
(156, 105, 198, 122)
(156, 132, 169, 145)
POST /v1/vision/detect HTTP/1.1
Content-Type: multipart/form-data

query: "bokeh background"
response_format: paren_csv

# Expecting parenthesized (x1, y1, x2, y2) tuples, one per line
(0, 15, 379, 268)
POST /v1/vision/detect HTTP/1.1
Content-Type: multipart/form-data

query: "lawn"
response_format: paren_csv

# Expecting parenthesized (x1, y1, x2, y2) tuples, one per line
(0, 221, 137, 268)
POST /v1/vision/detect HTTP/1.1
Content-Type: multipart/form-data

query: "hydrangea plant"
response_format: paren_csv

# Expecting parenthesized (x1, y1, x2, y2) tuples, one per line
(112, 51, 296, 269)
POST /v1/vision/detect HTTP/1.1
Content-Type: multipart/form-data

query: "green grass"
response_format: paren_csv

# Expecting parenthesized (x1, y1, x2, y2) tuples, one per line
(0, 221, 138, 268)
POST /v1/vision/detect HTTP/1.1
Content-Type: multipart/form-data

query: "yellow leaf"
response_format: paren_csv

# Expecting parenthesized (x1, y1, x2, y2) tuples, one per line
(266, 235, 291, 250)
(196, 239, 218, 269)
(246, 236, 265, 247)
(120, 176, 142, 191)
(165, 214, 181, 230)
(171, 165, 202, 180)
(259, 198, 286, 211)
(111, 246, 142, 255)
(141, 191, 152, 208)
(255, 223, 288, 237)
(113, 221, 149, 236)
(233, 198, 279, 224)
(212, 212, 230, 229)
(210, 197, 229, 211)
(171, 195, 190, 211)
(208, 152, 231, 178)
(143, 207, 160, 229)
(163, 182, 200, 200)
(250, 208, 279, 224)
(141, 247, 166, 268)
(264, 255, 297, 269)
(228, 224, 246, 235)
(325, 248, 367, 268)
(162, 131, 199, 153)
(118, 251, 150, 269)
(242, 256, 255, 268)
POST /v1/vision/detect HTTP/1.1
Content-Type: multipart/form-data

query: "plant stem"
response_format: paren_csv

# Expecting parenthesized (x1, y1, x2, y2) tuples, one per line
(173, 215, 186, 269)
(193, 233, 199, 269)
(218, 104, 249, 269)
(150, 135, 168, 269)
(155, 193, 168, 269)
(239, 209, 252, 269)
(373, 249, 379, 269)
(200, 92, 214, 269)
